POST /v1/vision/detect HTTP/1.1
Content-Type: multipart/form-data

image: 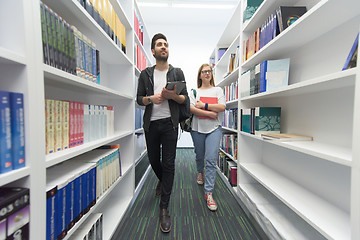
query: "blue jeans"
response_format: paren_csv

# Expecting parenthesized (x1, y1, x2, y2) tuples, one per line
(190, 126, 222, 194)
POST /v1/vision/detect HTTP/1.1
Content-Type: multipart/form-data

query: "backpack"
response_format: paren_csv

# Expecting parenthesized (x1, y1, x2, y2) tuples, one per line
(180, 89, 196, 132)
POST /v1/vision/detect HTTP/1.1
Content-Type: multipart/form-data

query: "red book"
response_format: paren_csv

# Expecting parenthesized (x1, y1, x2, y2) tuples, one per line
(199, 97, 218, 119)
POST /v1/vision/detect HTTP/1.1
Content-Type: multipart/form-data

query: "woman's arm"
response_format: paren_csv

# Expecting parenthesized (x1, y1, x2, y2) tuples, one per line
(195, 101, 225, 112)
(190, 105, 218, 119)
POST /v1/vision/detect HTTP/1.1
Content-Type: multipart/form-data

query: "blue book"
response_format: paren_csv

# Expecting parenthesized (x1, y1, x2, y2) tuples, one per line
(259, 60, 268, 93)
(56, 181, 68, 239)
(9, 92, 25, 170)
(254, 107, 281, 136)
(342, 33, 359, 70)
(46, 186, 57, 240)
(0, 91, 12, 173)
(241, 108, 252, 134)
(265, 58, 290, 91)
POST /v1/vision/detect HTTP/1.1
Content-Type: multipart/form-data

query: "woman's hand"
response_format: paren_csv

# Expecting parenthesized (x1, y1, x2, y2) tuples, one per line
(195, 100, 205, 109)
(207, 111, 218, 119)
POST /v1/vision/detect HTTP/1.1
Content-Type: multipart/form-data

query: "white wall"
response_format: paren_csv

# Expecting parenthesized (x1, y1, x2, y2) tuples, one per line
(138, 4, 237, 147)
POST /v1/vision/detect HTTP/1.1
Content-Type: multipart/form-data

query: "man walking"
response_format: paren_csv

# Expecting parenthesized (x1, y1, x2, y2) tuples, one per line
(136, 33, 189, 233)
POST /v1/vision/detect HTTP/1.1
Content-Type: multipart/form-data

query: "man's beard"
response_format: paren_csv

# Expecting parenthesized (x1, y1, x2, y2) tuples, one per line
(154, 51, 168, 61)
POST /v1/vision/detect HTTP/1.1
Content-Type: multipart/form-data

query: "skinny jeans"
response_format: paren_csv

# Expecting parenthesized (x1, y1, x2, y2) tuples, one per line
(145, 117, 178, 209)
(191, 126, 222, 194)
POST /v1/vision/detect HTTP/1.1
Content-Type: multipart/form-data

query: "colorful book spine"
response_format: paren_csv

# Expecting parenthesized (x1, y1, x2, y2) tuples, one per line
(62, 101, 69, 150)
(241, 108, 251, 134)
(0, 91, 12, 173)
(46, 186, 57, 240)
(54, 100, 63, 152)
(9, 92, 25, 170)
(259, 60, 267, 93)
(40, 2, 49, 65)
(45, 99, 55, 154)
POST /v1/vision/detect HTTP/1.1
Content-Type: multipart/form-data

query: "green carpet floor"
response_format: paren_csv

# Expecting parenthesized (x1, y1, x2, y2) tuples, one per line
(112, 148, 267, 240)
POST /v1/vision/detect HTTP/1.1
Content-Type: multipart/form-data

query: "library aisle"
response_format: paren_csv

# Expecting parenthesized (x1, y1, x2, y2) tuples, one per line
(112, 148, 267, 239)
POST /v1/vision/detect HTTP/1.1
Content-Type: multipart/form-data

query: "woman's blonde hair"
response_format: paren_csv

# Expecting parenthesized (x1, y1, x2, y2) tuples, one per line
(197, 63, 215, 88)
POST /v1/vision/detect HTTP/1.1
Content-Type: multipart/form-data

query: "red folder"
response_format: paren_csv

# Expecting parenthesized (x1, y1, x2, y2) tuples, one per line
(199, 97, 218, 119)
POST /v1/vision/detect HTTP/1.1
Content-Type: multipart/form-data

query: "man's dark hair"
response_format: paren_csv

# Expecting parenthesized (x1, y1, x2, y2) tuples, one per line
(151, 33, 167, 50)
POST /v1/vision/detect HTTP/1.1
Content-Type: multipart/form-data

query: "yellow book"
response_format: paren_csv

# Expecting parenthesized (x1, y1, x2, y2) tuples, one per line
(54, 100, 63, 152)
(45, 99, 55, 154)
(120, 21, 126, 52)
(62, 101, 69, 150)
(115, 15, 120, 47)
(109, 3, 115, 40)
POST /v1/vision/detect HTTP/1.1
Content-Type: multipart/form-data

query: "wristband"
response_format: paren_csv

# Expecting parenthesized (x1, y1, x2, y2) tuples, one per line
(205, 103, 208, 110)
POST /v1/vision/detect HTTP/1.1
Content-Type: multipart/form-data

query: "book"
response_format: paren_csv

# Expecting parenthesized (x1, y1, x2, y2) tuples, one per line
(259, 60, 267, 93)
(0, 187, 30, 240)
(217, 48, 227, 60)
(265, 58, 290, 91)
(241, 108, 251, 134)
(254, 107, 281, 136)
(0, 91, 12, 173)
(9, 92, 25, 170)
(342, 33, 359, 70)
(54, 100, 63, 152)
(240, 69, 251, 97)
(277, 6, 307, 32)
(261, 133, 313, 142)
(228, 53, 236, 73)
(62, 101, 69, 150)
(199, 97, 218, 119)
(40, 2, 49, 65)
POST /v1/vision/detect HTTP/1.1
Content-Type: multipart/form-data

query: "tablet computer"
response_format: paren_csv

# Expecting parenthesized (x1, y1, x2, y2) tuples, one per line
(165, 81, 186, 94)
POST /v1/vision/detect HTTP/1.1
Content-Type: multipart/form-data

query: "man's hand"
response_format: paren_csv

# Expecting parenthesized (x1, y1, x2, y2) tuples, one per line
(161, 86, 177, 100)
(152, 94, 165, 104)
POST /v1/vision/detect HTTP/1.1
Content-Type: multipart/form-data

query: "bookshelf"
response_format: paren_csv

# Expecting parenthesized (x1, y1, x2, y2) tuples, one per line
(0, 0, 151, 239)
(212, 0, 360, 239)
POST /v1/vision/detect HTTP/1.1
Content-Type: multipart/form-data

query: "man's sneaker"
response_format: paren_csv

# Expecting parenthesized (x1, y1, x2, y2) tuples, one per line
(204, 192, 217, 211)
(196, 172, 204, 185)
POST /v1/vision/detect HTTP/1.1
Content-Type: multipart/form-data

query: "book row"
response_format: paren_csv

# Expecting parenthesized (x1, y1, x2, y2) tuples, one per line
(46, 147, 121, 240)
(222, 108, 238, 130)
(45, 99, 115, 155)
(78, 0, 127, 53)
(0, 91, 25, 174)
(240, 58, 290, 97)
(243, 6, 307, 62)
(40, 2, 100, 84)
(218, 152, 237, 187)
(241, 107, 281, 136)
(135, 108, 144, 130)
(0, 187, 30, 240)
(68, 213, 103, 240)
(224, 80, 238, 102)
(221, 134, 238, 160)
(134, 9, 144, 45)
(135, 44, 147, 71)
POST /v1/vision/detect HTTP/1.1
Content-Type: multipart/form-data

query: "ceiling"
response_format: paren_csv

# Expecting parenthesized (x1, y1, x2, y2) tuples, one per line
(136, 0, 239, 25)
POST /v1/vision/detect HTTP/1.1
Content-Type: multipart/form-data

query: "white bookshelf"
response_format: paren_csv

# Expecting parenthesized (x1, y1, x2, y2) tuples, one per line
(212, 0, 360, 239)
(0, 0, 152, 239)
